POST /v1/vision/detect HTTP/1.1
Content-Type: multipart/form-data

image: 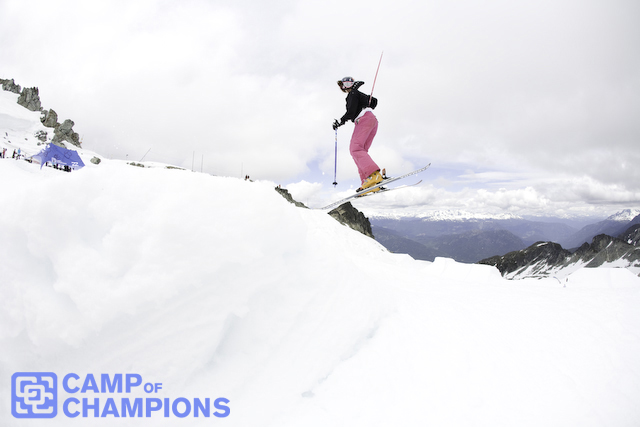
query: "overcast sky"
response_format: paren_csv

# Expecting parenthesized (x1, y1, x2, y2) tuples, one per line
(2, 0, 639, 217)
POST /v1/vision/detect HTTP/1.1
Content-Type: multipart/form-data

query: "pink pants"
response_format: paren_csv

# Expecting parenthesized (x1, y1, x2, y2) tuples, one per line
(349, 111, 380, 183)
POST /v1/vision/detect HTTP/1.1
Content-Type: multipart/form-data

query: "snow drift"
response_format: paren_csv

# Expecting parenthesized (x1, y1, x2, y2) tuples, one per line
(1, 158, 640, 426)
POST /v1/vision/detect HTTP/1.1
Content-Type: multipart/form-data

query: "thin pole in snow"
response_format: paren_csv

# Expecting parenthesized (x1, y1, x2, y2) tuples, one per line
(139, 148, 151, 162)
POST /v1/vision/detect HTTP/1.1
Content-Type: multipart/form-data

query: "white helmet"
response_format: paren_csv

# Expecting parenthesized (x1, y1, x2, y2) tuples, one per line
(337, 76, 355, 92)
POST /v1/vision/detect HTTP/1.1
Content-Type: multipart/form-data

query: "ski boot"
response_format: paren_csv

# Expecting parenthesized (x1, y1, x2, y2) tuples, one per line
(357, 170, 384, 195)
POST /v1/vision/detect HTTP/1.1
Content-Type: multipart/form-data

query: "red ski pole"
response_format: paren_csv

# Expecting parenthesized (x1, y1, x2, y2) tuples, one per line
(369, 51, 383, 106)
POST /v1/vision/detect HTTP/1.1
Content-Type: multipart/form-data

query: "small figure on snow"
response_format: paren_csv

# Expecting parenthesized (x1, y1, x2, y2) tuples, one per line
(333, 77, 383, 193)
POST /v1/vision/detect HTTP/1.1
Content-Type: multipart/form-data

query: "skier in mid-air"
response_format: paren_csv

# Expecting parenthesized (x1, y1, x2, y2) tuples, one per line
(333, 76, 383, 193)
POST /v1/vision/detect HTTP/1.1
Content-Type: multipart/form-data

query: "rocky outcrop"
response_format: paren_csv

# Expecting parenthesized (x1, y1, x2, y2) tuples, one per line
(2, 79, 82, 147)
(274, 187, 308, 209)
(1, 78, 21, 94)
(328, 202, 374, 239)
(41, 109, 81, 147)
(40, 109, 58, 128)
(479, 234, 640, 278)
(274, 188, 373, 239)
(52, 119, 81, 147)
(581, 234, 640, 268)
(17, 87, 42, 111)
(619, 222, 640, 246)
(479, 241, 571, 277)
(34, 130, 48, 142)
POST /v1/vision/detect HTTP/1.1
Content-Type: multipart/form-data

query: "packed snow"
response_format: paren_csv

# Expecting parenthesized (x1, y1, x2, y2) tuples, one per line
(2, 90, 640, 426)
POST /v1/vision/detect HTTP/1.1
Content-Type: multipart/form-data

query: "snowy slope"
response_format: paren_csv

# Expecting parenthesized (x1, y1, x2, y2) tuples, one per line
(0, 89, 104, 165)
(2, 90, 640, 426)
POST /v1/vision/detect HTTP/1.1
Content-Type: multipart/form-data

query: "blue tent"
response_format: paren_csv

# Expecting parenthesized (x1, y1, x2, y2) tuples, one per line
(32, 143, 85, 170)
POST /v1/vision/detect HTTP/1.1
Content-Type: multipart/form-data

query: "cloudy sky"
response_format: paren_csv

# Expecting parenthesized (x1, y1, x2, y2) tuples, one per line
(2, 0, 639, 217)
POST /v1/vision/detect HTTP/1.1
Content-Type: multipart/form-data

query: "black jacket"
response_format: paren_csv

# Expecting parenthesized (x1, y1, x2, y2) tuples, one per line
(340, 89, 377, 124)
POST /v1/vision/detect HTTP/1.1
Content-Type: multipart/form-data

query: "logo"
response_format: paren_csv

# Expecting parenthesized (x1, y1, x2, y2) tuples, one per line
(11, 372, 58, 418)
(10, 372, 230, 419)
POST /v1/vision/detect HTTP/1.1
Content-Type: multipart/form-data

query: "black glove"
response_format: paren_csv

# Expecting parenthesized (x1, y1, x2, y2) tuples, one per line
(332, 119, 343, 130)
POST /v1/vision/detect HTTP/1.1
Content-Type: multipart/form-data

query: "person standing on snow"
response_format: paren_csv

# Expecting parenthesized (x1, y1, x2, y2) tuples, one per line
(333, 76, 383, 193)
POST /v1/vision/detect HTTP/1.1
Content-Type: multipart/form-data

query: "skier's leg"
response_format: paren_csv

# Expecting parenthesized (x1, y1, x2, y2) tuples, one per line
(363, 114, 378, 153)
(349, 112, 380, 182)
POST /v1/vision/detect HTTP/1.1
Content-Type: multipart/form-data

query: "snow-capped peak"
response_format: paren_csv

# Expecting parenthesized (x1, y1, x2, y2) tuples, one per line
(607, 209, 640, 222)
(370, 209, 522, 221)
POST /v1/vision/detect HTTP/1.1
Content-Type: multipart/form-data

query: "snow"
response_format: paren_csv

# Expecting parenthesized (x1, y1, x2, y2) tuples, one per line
(606, 208, 640, 222)
(2, 89, 640, 426)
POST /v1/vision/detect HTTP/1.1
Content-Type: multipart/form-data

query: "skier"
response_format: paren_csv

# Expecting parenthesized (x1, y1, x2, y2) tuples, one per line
(333, 76, 383, 193)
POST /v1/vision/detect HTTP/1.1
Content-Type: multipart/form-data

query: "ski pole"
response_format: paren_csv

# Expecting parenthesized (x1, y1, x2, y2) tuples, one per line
(333, 129, 338, 187)
(369, 51, 383, 106)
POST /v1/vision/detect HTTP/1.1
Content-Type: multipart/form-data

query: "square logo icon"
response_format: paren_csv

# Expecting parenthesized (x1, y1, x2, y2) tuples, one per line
(11, 372, 58, 418)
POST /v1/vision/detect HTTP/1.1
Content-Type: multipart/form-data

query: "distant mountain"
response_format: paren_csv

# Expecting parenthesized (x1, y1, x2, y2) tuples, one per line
(479, 230, 640, 279)
(370, 214, 575, 263)
(427, 229, 525, 263)
(371, 209, 640, 267)
(479, 241, 572, 278)
(372, 222, 527, 263)
(560, 209, 640, 249)
(620, 222, 640, 246)
(373, 226, 524, 263)
(372, 226, 444, 261)
(371, 214, 576, 246)
(373, 209, 521, 221)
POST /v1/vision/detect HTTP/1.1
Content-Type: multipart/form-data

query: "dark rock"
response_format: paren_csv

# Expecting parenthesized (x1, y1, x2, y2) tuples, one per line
(1, 78, 21, 94)
(585, 234, 640, 267)
(17, 87, 42, 111)
(274, 187, 308, 209)
(41, 109, 58, 128)
(479, 234, 640, 278)
(274, 188, 373, 239)
(328, 202, 374, 239)
(52, 119, 81, 147)
(480, 241, 570, 276)
(34, 130, 48, 142)
(619, 223, 640, 246)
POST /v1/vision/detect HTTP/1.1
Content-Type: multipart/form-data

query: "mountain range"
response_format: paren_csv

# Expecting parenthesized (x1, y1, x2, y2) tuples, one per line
(371, 209, 640, 265)
(480, 232, 640, 280)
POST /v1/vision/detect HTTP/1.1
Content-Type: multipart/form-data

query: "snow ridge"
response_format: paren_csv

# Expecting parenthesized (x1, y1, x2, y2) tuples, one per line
(606, 208, 640, 222)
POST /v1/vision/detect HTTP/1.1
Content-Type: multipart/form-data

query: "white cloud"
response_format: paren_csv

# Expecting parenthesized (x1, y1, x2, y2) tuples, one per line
(1, 0, 639, 215)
